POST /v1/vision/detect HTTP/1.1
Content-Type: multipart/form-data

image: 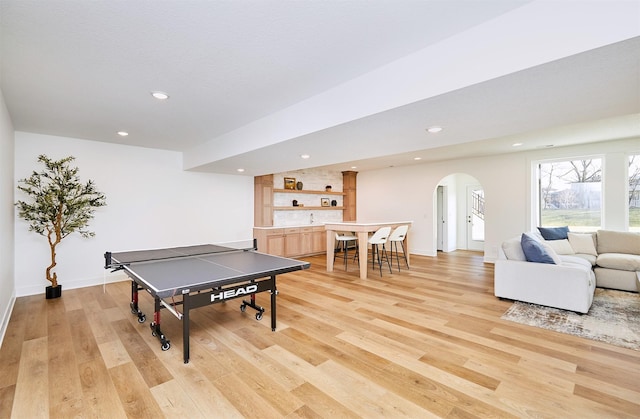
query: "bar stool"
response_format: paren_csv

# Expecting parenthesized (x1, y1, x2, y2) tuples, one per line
(388, 225, 409, 271)
(334, 232, 358, 270)
(368, 226, 392, 276)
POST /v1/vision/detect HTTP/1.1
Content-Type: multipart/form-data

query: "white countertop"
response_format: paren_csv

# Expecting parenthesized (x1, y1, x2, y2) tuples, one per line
(254, 224, 323, 229)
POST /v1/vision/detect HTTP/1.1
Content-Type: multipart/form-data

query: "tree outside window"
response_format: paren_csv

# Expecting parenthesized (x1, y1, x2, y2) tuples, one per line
(630, 154, 640, 231)
(538, 158, 602, 232)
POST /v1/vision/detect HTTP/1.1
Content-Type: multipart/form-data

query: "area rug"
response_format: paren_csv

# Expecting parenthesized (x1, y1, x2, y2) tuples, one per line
(501, 288, 640, 351)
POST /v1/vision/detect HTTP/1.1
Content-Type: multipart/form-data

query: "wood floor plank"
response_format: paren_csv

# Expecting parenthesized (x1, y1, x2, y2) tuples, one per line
(1, 251, 639, 418)
(22, 295, 48, 342)
(0, 302, 27, 389)
(47, 298, 83, 414)
(110, 318, 173, 388)
(573, 384, 640, 416)
(159, 362, 246, 418)
(0, 385, 16, 419)
(108, 362, 164, 417)
(213, 372, 285, 418)
(11, 337, 48, 418)
(191, 315, 306, 415)
(317, 359, 436, 418)
(61, 287, 86, 312)
(98, 339, 132, 368)
(263, 344, 388, 417)
(67, 308, 102, 364)
(78, 357, 128, 418)
(149, 378, 206, 418)
(289, 382, 360, 419)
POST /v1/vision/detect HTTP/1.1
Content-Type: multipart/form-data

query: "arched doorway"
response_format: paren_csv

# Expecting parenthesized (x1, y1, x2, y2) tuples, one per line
(436, 173, 484, 252)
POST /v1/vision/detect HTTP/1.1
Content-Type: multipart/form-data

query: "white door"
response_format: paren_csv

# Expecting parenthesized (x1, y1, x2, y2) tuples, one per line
(437, 186, 447, 251)
(466, 185, 484, 251)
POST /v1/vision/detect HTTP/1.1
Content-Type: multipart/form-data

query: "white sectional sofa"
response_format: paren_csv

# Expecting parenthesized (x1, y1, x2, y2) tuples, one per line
(494, 234, 596, 313)
(592, 229, 640, 292)
(494, 229, 640, 313)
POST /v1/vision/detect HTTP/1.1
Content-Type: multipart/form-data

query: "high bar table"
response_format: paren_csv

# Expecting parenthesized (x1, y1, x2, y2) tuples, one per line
(104, 241, 310, 363)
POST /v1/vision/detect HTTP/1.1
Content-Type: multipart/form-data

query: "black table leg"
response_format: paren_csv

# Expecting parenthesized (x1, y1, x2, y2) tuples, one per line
(271, 275, 277, 331)
(150, 296, 171, 354)
(129, 281, 146, 323)
(183, 293, 190, 363)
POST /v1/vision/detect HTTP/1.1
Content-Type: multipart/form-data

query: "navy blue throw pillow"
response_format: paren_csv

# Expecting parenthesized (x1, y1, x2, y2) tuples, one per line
(521, 233, 556, 264)
(537, 226, 569, 241)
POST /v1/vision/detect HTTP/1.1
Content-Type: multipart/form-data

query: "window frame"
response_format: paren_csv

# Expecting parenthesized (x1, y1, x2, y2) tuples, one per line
(628, 153, 640, 232)
(533, 154, 604, 233)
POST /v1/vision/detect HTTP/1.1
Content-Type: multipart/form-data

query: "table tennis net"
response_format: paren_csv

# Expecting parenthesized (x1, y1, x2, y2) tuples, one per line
(105, 239, 257, 268)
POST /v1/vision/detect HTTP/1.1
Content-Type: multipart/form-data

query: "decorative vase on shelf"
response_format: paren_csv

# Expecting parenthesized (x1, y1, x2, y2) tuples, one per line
(296, 181, 303, 190)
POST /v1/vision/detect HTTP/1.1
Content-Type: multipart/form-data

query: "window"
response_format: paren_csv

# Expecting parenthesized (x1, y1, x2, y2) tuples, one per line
(538, 158, 602, 232)
(630, 154, 640, 232)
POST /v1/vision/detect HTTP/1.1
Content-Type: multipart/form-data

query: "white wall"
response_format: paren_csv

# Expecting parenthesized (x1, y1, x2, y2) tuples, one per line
(0, 90, 16, 344)
(357, 138, 639, 261)
(14, 132, 254, 296)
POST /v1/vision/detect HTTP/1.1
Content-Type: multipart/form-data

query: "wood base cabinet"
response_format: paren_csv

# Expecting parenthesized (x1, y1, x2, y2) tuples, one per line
(253, 228, 285, 256)
(254, 226, 326, 258)
(311, 226, 326, 254)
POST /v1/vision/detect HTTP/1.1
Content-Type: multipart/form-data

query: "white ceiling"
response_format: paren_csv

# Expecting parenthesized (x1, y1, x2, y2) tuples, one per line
(1, 0, 639, 176)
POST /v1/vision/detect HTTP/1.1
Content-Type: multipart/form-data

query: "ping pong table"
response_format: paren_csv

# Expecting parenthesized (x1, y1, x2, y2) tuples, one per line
(104, 240, 310, 363)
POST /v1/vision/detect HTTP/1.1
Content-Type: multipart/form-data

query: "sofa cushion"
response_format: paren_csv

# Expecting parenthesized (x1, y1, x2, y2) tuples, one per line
(560, 255, 593, 269)
(542, 242, 563, 265)
(596, 253, 640, 272)
(545, 239, 575, 255)
(596, 230, 640, 255)
(538, 226, 569, 240)
(521, 233, 557, 264)
(502, 237, 526, 261)
(567, 253, 597, 266)
(568, 232, 597, 256)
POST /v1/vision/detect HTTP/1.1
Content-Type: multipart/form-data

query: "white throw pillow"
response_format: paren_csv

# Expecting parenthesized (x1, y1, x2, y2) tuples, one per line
(568, 232, 598, 256)
(502, 237, 526, 261)
(544, 239, 575, 255)
(541, 241, 563, 265)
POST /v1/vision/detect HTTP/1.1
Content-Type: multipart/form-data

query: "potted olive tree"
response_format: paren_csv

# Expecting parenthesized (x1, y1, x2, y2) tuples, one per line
(15, 155, 106, 299)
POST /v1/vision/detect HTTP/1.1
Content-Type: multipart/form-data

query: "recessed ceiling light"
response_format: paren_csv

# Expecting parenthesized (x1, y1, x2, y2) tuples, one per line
(300, 154, 310, 159)
(237, 168, 245, 173)
(512, 142, 523, 147)
(151, 91, 169, 100)
(351, 166, 357, 169)
(414, 157, 422, 161)
(426, 126, 443, 133)
(117, 131, 129, 137)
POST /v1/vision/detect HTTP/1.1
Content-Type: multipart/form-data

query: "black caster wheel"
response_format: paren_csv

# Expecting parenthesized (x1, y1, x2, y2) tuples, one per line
(255, 311, 263, 321)
(161, 341, 171, 351)
(240, 304, 246, 312)
(137, 314, 146, 323)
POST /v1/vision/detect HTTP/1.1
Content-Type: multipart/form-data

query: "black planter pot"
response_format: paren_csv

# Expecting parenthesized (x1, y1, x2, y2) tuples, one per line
(45, 284, 62, 299)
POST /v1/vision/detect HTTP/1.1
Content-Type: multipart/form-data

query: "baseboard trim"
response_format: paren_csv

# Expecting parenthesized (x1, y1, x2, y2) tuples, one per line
(16, 272, 129, 297)
(0, 290, 17, 350)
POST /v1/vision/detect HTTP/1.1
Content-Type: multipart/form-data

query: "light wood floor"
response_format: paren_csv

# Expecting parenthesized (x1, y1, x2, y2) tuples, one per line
(1, 251, 639, 418)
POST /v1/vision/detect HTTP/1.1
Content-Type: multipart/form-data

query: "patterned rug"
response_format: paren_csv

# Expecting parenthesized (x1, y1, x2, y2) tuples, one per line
(501, 288, 640, 351)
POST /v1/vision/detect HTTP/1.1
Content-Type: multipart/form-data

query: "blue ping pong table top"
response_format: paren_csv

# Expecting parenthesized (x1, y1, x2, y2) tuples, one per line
(112, 245, 310, 298)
